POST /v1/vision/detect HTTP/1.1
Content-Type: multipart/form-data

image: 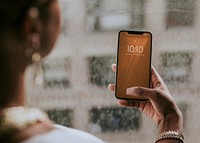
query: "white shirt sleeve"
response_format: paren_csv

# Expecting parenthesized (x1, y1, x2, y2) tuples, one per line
(20, 124, 104, 143)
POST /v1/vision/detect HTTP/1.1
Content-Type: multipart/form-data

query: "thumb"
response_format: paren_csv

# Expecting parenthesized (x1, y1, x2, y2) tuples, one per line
(126, 86, 158, 101)
(126, 87, 172, 105)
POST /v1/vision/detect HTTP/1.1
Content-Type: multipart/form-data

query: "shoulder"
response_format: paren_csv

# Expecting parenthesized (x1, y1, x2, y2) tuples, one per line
(52, 125, 104, 143)
(21, 124, 104, 143)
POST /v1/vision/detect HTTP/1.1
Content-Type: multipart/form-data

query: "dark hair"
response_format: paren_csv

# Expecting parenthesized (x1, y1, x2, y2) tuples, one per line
(0, 0, 53, 35)
(0, 1, 55, 108)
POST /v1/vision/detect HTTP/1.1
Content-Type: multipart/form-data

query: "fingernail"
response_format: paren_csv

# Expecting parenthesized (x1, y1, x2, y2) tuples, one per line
(126, 87, 134, 95)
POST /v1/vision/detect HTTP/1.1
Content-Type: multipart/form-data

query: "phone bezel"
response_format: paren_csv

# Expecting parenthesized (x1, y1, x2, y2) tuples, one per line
(115, 30, 152, 101)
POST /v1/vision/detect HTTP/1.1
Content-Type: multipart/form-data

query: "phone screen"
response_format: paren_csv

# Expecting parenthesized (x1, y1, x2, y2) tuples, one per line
(115, 31, 152, 100)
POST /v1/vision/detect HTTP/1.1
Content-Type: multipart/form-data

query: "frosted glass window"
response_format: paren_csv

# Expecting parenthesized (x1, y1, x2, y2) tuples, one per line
(86, 0, 145, 31)
(89, 107, 141, 132)
(60, 0, 68, 36)
(160, 52, 192, 85)
(88, 56, 115, 87)
(166, 0, 196, 28)
(177, 102, 188, 126)
(47, 109, 73, 127)
(42, 58, 71, 88)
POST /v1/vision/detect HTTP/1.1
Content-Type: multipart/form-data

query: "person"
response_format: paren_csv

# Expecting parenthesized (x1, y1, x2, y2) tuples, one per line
(0, 0, 103, 143)
(0, 0, 183, 143)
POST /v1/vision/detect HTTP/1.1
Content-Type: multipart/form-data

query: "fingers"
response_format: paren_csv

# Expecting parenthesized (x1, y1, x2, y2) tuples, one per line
(151, 66, 162, 88)
(108, 84, 115, 91)
(126, 87, 156, 101)
(126, 86, 173, 105)
(117, 100, 140, 108)
(151, 66, 170, 93)
(108, 84, 140, 108)
(108, 85, 143, 109)
(111, 64, 116, 72)
(108, 63, 116, 91)
(127, 87, 150, 97)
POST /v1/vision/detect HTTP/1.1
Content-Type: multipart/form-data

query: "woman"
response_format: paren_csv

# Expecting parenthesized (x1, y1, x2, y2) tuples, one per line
(0, 0, 183, 143)
(0, 0, 103, 143)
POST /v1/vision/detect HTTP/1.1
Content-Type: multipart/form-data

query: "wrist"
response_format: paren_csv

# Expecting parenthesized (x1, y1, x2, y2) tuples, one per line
(155, 131, 184, 143)
(158, 110, 183, 133)
(156, 110, 184, 143)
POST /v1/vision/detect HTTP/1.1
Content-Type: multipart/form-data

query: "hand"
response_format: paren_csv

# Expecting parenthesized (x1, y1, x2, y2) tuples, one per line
(108, 64, 183, 133)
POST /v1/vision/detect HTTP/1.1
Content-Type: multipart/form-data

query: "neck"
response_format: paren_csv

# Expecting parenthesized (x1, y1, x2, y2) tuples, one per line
(0, 67, 26, 108)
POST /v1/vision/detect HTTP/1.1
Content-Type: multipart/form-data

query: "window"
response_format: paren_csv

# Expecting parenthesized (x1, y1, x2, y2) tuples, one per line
(26, 1, 200, 142)
(60, 0, 68, 36)
(42, 58, 71, 88)
(87, 56, 115, 87)
(166, 0, 196, 28)
(89, 107, 141, 132)
(177, 102, 188, 126)
(46, 109, 73, 127)
(160, 52, 193, 85)
(86, 0, 145, 32)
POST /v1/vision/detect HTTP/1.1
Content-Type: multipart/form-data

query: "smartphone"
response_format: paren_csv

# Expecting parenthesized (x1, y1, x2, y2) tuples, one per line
(115, 30, 152, 100)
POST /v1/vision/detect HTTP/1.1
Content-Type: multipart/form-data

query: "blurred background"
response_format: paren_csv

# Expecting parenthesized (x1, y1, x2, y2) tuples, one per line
(25, 0, 200, 142)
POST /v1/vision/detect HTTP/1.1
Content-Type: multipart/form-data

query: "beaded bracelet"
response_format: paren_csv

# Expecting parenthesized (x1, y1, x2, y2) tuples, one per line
(155, 131, 184, 143)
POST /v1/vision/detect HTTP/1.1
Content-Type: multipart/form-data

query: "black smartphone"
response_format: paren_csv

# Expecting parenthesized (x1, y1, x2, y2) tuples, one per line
(115, 30, 152, 100)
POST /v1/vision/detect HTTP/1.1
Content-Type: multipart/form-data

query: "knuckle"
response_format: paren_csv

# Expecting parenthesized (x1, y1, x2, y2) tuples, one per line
(135, 87, 144, 96)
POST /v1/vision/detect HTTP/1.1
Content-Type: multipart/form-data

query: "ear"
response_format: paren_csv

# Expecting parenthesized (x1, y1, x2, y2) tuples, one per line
(23, 7, 42, 39)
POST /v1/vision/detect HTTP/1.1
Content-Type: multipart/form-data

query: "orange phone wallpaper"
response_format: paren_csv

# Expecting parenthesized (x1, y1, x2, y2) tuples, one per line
(116, 31, 152, 100)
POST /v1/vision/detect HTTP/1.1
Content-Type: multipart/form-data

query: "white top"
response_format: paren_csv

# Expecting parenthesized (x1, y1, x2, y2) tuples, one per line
(20, 125, 104, 143)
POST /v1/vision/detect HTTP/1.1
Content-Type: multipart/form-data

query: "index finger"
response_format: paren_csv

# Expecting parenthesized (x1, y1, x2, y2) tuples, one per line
(151, 66, 170, 93)
(111, 64, 116, 72)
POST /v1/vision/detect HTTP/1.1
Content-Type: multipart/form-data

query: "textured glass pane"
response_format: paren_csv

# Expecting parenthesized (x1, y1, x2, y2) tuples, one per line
(89, 107, 141, 132)
(88, 56, 115, 87)
(60, 0, 68, 36)
(42, 58, 71, 88)
(160, 52, 192, 85)
(86, 0, 144, 31)
(177, 102, 188, 126)
(46, 109, 73, 127)
(166, 0, 196, 28)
